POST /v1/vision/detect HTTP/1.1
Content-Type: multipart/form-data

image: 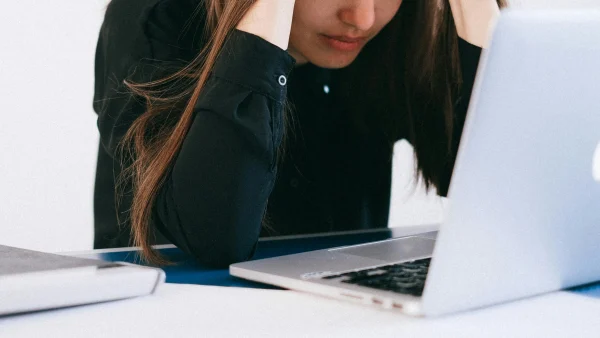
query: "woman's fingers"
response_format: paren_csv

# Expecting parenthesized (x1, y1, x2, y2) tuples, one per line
(237, 0, 297, 50)
(448, 0, 500, 48)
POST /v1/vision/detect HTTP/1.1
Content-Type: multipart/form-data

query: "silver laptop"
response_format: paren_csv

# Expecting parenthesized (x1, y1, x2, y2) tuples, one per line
(0, 245, 165, 316)
(230, 9, 600, 317)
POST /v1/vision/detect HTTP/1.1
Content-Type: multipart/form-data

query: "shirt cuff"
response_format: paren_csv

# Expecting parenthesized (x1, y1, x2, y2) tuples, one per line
(212, 29, 297, 101)
(458, 37, 483, 88)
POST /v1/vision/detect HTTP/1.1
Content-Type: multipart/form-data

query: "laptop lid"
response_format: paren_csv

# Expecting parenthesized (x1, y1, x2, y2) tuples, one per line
(422, 9, 600, 316)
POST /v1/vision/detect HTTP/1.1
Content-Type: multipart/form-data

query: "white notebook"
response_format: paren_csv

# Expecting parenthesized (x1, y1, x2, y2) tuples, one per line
(0, 245, 165, 316)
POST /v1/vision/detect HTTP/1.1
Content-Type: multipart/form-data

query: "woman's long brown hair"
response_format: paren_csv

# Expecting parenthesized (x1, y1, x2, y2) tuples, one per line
(117, 0, 507, 265)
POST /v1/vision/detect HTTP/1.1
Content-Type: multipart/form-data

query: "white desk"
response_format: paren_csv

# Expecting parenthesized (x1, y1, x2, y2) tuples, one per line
(2, 281, 600, 337)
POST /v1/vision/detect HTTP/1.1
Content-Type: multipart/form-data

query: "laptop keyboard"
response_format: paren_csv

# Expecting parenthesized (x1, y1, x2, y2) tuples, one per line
(320, 258, 431, 297)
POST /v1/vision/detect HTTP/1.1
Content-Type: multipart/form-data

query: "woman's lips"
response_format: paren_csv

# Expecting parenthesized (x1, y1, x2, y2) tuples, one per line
(320, 34, 366, 52)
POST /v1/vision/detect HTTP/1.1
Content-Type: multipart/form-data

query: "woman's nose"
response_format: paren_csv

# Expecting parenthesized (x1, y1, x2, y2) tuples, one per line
(338, 0, 376, 32)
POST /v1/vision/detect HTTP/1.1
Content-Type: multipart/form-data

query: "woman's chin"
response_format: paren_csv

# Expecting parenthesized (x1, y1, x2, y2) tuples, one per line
(289, 43, 361, 69)
(309, 52, 359, 69)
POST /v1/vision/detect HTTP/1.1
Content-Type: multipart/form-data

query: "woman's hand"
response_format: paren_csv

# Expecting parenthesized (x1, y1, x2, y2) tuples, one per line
(448, 0, 500, 48)
(237, 0, 296, 51)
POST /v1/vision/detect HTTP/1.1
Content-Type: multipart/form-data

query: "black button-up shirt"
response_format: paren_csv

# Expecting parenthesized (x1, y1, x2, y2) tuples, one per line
(93, 0, 481, 266)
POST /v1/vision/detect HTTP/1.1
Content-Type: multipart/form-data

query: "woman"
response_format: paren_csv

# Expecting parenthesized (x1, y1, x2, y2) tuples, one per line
(93, 0, 506, 266)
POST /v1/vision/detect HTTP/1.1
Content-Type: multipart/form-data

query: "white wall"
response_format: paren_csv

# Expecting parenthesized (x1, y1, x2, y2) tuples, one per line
(0, 0, 597, 253)
(0, 0, 110, 252)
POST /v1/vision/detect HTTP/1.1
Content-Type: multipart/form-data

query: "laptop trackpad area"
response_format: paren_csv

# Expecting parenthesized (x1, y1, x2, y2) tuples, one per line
(331, 236, 435, 262)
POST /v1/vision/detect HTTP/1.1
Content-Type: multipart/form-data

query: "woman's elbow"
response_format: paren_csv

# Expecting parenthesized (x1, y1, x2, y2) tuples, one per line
(183, 234, 258, 268)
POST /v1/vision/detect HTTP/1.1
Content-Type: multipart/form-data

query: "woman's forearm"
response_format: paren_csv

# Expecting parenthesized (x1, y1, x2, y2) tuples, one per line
(154, 29, 296, 267)
(236, 0, 296, 50)
(448, 0, 500, 48)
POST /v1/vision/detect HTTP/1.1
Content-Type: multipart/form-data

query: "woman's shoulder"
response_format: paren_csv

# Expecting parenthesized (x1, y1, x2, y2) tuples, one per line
(101, 0, 207, 62)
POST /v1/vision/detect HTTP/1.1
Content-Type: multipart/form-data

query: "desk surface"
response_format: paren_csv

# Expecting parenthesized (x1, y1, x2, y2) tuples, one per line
(72, 225, 437, 288)
(4, 225, 600, 338)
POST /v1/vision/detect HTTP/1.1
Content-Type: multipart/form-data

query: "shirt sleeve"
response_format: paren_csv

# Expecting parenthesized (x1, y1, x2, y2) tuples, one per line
(95, 0, 295, 267)
(438, 37, 483, 197)
(457, 37, 483, 111)
(153, 29, 296, 267)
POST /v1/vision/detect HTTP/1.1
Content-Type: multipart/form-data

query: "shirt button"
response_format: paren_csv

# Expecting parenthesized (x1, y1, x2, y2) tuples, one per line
(290, 178, 299, 188)
(323, 84, 330, 94)
(278, 75, 287, 86)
